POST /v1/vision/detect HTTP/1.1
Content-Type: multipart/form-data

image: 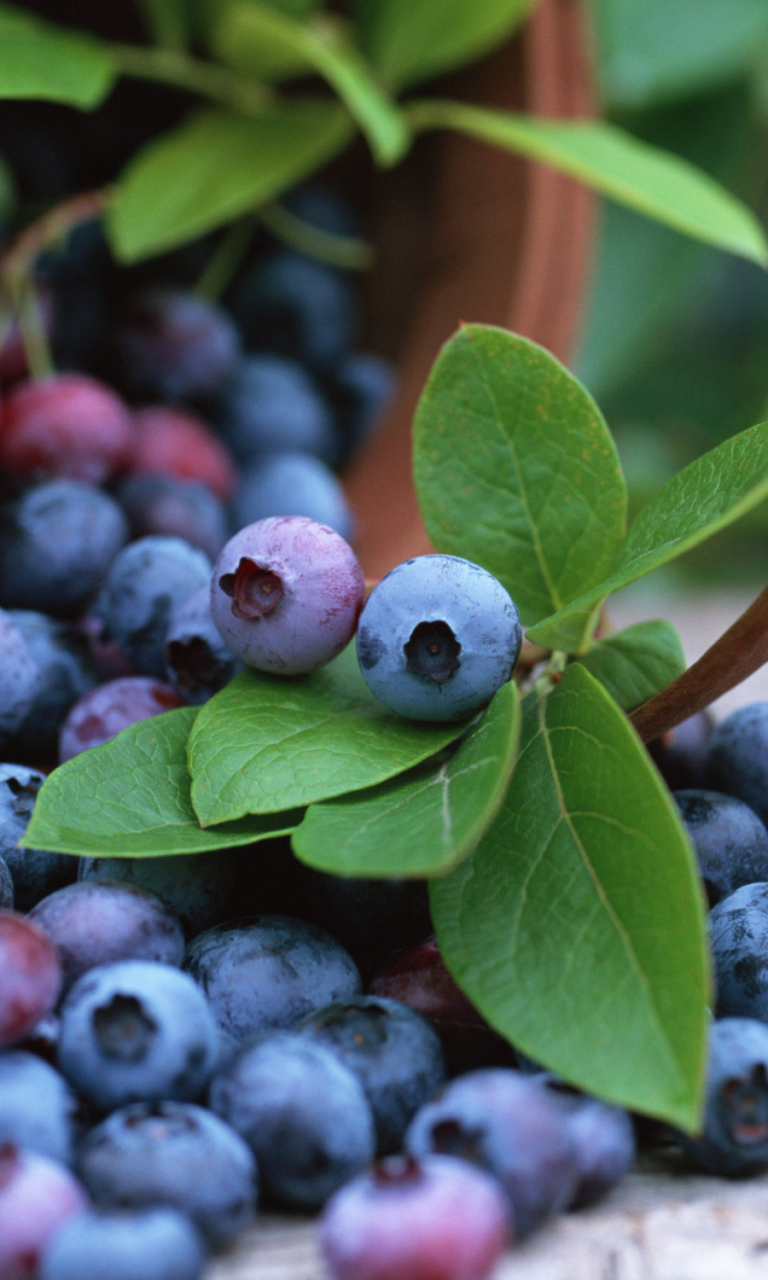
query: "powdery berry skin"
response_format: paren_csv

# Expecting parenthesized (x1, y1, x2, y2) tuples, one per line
(0, 911, 62, 1047)
(0, 373, 133, 484)
(357, 555, 522, 722)
(59, 677, 185, 763)
(210, 517, 365, 675)
(0, 1145, 88, 1280)
(319, 1154, 510, 1280)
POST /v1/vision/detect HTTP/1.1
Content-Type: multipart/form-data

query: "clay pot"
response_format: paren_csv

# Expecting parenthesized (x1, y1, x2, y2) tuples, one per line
(343, 0, 596, 580)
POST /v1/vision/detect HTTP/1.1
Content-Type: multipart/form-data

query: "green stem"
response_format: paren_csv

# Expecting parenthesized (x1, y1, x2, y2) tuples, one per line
(533, 650, 567, 698)
(108, 43, 271, 114)
(259, 200, 374, 270)
(195, 218, 256, 301)
(12, 279, 54, 381)
(134, 0, 188, 51)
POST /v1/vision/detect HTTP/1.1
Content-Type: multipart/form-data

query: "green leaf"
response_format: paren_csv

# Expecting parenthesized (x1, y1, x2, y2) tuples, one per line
(134, 0, 191, 49)
(23, 709, 301, 858)
(574, 620, 685, 712)
(188, 646, 468, 827)
(292, 680, 520, 877)
(0, 5, 115, 108)
(354, 0, 536, 90)
(107, 102, 355, 262)
(214, 5, 408, 164)
(408, 100, 768, 267)
(529, 418, 768, 649)
(430, 664, 709, 1130)
(594, 0, 768, 110)
(412, 325, 627, 640)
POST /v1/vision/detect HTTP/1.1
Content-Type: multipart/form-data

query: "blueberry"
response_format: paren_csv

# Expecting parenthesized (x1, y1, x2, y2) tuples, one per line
(77, 1101, 256, 1247)
(78, 850, 237, 940)
(0, 1050, 78, 1165)
(115, 474, 228, 562)
(532, 1075, 635, 1207)
(283, 184, 361, 239)
(332, 351, 396, 459)
(231, 452, 354, 542)
(677, 1018, 768, 1176)
(39, 1208, 206, 1280)
(0, 609, 40, 747)
(0, 373, 133, 485)
(218, 354, 338, 463)
(209, 1032, 375, 1209)
(185, 914, 362, 1043)
(0, 479, 128, 617)
(707, 703, 768, 827)
(674, 790, 768, 907)
(0, 764, 77, 911)
(93, 536, 212, 678)
(7, 610, 97, 759)
(164, 587, 242, 705)
(406, 1068, 579, 1238)
(210, 517, 364, 675)
(58, 677, 185, 763)
(297, 996, 446, 1154)
(116, 289, 241, 403)
(58, 960, 219, 1110)
(0, 911, 62, 1046)
(0, 856, 12, 909)
(648, 709, 713, 791)
(29, 881, 185, 991)
(710, 883, 768, 1019)
(357, 556, 522, 722)
(0, 1145, 87, 1280)
(130, 404, 235, 501)
(228, 250, 357, 370)
(319, 1154, 510, 1280)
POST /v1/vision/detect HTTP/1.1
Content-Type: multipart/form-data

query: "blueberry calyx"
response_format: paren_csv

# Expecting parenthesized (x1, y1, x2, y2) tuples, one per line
(404, 621, 461, 684)
(371, 1155, 424, 1187)
(93, 994, 157, 1062)
(219, 558, 285, 620)
(722, 1068, 768, 1144)
(166, 637, 226, 691)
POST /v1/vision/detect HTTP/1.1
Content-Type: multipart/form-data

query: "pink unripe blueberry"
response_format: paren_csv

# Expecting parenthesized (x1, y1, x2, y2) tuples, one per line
(129, 405, 236, 500)
(0, 1144, 87, 1278)
(0, 912, 62, 1047)
(0, 374, 133, 484)
(59, 677, 185, 763)
(320, 1154, 510, 1280)
(211, 517, 365, 675)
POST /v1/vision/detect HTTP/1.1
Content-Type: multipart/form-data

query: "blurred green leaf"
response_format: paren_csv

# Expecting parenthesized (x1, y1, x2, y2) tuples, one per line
(529, 419, 768, 649)
(214, 4, 408, 163)
(292, 680, 520, 877)
(409, 100, 768, 266)
(574, 620, 685, 711)
(413, 325, 626, 638)
(108, 102, 355, 262)
(354, 0, 536, 90)
(431, 664, 710, 1130)
(593, 0, 768, 110)
(23, 709, 301, 857)
(134, 0, 190, 49)
(0, 5, 115, 107)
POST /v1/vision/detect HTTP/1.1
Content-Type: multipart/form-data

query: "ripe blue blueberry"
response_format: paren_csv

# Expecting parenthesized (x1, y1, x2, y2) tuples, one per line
(0, 764, 77, 911)
(116, 474, 228, 562)
(319, 1154, 510, 1280)
(676, 1018, 768, 1176)
(406, 1067, 578, 1238)
(707, 703, 768, 827)
(710, 883, 768, 1020)
(164, 588, 242, 706)
(39, 1207, 206, 1280)
(232, 452, 354, 542)
(297, 996, 446, 1154)
(93, 536, 212, 679)
(532, 1074, 635, 1207)
(0, 609, 40, 747)
(57, 959, 219, 1110)
(116, 289, 241, 403)
(77, 1101, 256, 1247)
(210, 517, 365, 675)
(7, 610, 97, 759)
(357, 556, 522, 722)
(209, 1032, 375, 1209)
(0, 479, 128, 616)
(0, 1050, 78, 1165)
(0, 856, 12, 909)
(674, 790, 768, 907)
(79, 849, 237, 939)
(184, 914, 362, 1043)
(218, 353, 338, 463)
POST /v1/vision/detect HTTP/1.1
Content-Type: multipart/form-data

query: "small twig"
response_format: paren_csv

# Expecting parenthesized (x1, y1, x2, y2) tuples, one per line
(630, 584, 768, 742)
(0, 188, 113, 280)
(108, 43, 271, 114)
(195, 217, 256, 301)
(259, 201, 374, 271)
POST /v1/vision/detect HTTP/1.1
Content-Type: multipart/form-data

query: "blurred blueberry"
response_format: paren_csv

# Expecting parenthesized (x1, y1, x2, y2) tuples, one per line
(0, 609, 41, 748)
(0, 1050, 78, 1165)
(164, 588, 242, 705)
(58, 676, 184, 763)
(332, 351, 396, 458)
(79, 850, 238, 939)
(711, 883, 768, 1020)
(677, 1018, 768, 1176)
(116, 290, 241, 403)
(0, 855, 12, 908)
(115, 474, 228, 562)
(39, 1207, 207, 1280)
(218, 355, 338, 463)
(707, 703, 768, 827)
(232, 453, 353, 541)
(8, 610, 97, 758)
(532, 1074, 635, 1207)
(0, 763, 78, 911)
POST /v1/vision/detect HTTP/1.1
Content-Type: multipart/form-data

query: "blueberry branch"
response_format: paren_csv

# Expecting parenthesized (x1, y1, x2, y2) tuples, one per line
(629, 584, 768, 742)
(108, 44, 271, 114)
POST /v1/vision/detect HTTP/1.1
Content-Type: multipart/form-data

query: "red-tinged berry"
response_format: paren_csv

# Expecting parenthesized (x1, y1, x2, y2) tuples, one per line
(58, 678, 184, 763)
(129, 405, 236, 501)
(320, 1154, 510, 1280)
(0, 912, 62, 1047)
(0, 1144, 87, 1279)
(0, 374, 133, 485)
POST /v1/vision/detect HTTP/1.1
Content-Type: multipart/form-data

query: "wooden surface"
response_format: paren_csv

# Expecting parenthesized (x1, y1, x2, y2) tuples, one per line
(208, 1156, 768, 1280)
